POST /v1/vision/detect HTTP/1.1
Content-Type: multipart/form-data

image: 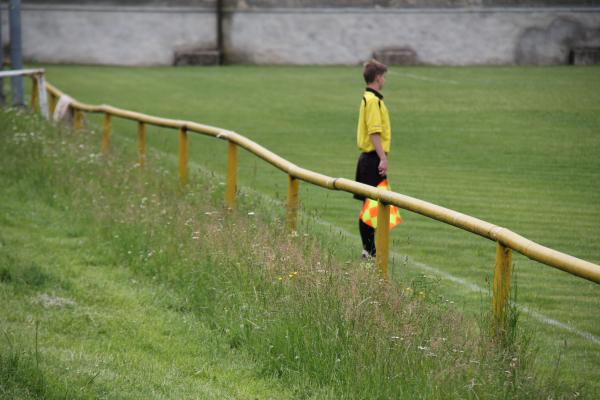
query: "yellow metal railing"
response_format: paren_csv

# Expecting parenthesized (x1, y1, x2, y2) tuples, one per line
(36, 79, 600, 333)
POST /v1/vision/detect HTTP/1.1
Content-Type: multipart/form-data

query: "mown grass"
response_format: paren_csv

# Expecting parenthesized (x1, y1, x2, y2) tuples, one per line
(0, 110, 297, 399)
(37, 64, 600, 389)
(0, 108, 589, 398)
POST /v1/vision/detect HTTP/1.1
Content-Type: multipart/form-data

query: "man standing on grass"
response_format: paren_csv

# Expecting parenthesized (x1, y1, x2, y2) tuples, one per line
(354, 59, 392, 259)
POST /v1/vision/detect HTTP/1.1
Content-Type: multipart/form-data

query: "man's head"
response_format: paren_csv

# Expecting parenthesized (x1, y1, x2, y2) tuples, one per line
(363, 59, 388, 90)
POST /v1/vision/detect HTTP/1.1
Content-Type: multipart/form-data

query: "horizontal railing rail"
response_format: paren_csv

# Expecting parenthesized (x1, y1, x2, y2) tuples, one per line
(37, 79, 600, 333)
(1, 68, 48, 118)
(0, 67, 45, 78)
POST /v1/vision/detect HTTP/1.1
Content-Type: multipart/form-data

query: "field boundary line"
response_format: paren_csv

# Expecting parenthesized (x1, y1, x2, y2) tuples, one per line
(389, 70, 460, 85)
(318, 219, 600, 346)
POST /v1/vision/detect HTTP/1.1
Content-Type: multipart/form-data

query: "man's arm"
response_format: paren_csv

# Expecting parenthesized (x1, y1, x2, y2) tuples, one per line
(370, 133, 388, 176)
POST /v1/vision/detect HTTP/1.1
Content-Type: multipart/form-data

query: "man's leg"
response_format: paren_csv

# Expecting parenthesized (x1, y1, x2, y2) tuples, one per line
(359, 219, 376, 257)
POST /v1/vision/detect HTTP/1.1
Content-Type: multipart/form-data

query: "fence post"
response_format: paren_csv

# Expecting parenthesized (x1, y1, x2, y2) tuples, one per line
(137, 122, 146, 168)
(73, 109, 83, 131)
(30, 76, 38, 111)
(9, 0, 24, 107)
(35, 74, 48, 119)
(375, 200, 390, 278)
(492, 242, 513, 334)
(178, 126, 188, 186)
(225, 140, 237, 209)
(48, 91, 57, 118)
(102, 113, 112, 155)
(0, 3, 3, 106)
(286, 175, 299, 232)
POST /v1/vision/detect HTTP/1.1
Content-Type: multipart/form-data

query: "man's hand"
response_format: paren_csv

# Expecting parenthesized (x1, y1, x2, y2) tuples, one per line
(370, 133, 388, 176)
(378, 157, 388, 176)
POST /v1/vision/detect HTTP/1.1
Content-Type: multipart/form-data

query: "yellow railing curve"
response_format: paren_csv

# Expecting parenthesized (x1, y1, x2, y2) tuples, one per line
(43, 81, 600, 333)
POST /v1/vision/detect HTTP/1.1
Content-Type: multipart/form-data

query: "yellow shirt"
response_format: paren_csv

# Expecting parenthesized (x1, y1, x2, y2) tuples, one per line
(356, 88, 391, 153)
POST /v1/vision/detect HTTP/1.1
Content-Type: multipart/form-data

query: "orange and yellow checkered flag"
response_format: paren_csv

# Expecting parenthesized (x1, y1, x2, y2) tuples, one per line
(359, 179, 403, 229)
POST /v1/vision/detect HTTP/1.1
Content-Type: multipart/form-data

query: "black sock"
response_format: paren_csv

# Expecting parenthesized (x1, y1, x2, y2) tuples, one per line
(359, 219, 376, 256)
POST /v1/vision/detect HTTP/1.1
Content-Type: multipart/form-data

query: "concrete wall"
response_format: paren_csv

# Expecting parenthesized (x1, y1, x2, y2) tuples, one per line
(225, 8, 600, 65)
(1, 4, 216, 66)
(17, 0, 600, 6)
(1, 2, 599, 65)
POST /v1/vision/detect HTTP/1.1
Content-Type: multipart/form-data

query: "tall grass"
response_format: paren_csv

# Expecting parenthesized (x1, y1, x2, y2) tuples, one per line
(0, 107, 588, 398)
(47, 65, 597, 392)
(0, 323, 91, 400)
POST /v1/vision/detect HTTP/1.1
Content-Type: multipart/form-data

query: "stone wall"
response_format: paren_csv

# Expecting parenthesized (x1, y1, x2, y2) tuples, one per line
(223, 8, 600, 65)
(1, 1, 599, 65)
(21, 0, 600, 6)
(223, 0, 599, 7)
(1, 3, 216, 66)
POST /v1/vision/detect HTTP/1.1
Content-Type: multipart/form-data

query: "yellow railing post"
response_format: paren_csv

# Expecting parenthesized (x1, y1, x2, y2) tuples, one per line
(102, 113, 112, 155)
(73, 109, 83, 131)
(375, 200, 390, 278)
(492, 242, 513, 334)
(138, 122, 146, 168)
(225, 140, 237, 209)
(30, 76, 39, 112)
(48, 91, 57, 117)
(286, 175, 299, 232)
(178, 126, 188, 186)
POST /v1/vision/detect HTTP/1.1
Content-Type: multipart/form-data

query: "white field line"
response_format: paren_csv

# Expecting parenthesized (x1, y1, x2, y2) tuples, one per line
(199, 159, 600, 346)
(519, 305, 600, 346)
(105, 122, 600, 346)
(310, 215, 600, 346)
(388, 70, 460, 85)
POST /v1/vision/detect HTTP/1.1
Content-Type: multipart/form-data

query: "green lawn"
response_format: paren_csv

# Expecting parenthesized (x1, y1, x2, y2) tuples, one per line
(21, 65, 600, 390)
(0, 111, 301, 399)
(3, 108, 572, 399)
(0, 214, 296, 399)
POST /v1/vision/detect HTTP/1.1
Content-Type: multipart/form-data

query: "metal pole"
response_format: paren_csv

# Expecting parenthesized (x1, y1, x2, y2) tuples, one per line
(30, 74, 37, 110)
(73, 109, 83, 130)
(375, 201, 390, 278)
(0, 2, 5, 106)
(102, 112, 112, 154)
(178, 126, 188, 186)
(138, 122, 146, 168)
(36, 73, 48, 119)
(492, 242, 513, 334)
(225, 140, 237, 209)
(48, 90, 57, 117)
(286, 175, 299, 232)
(9, 0, 23, 106)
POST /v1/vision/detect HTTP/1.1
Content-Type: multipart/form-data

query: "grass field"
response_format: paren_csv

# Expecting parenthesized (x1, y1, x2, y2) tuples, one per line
(0, 111, 300, 399)
(8, 65, 600, 392)
(0, 107, 586, 399)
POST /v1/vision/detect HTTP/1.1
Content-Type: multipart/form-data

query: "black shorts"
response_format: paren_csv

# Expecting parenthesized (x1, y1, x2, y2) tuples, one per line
(354, 152, 386, 201)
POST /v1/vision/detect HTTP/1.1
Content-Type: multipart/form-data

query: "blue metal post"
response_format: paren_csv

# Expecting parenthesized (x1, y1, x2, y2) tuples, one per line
(9, 0, 23, 106)
(0, 2, 5, 106)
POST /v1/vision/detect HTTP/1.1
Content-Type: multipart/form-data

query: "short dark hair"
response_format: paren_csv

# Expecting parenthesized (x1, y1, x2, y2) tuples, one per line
(363, 59, 388, 84)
